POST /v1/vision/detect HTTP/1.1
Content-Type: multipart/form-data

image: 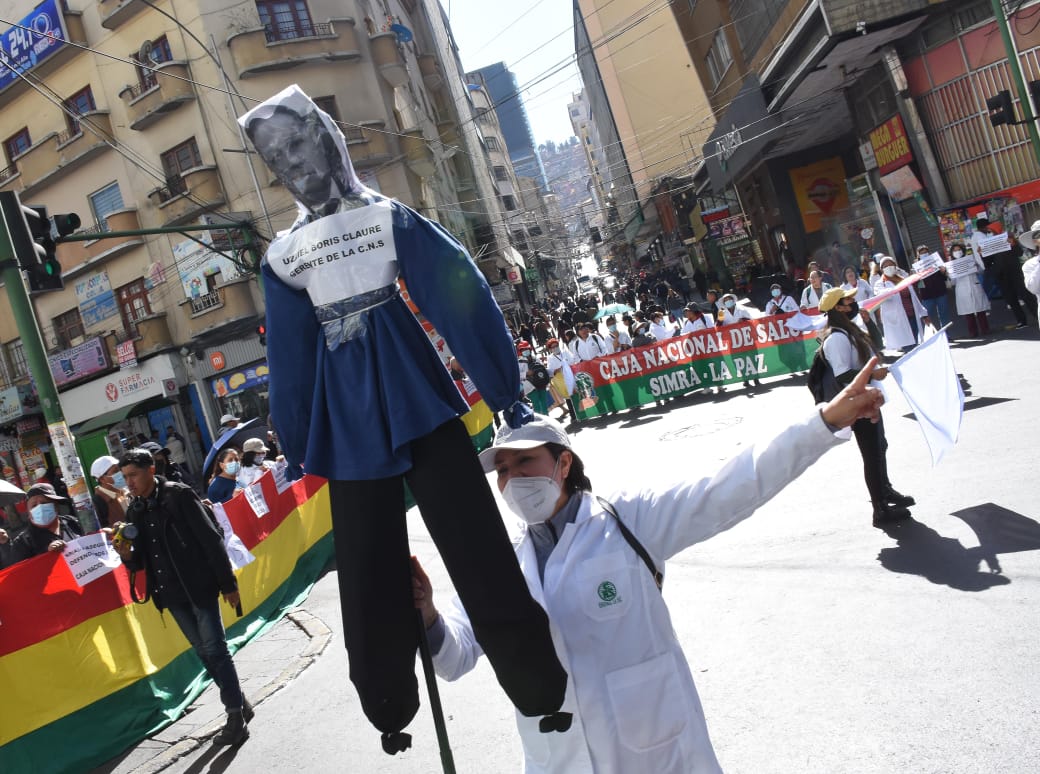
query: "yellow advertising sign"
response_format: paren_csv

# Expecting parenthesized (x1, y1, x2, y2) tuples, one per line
(788, 157, 849, 234)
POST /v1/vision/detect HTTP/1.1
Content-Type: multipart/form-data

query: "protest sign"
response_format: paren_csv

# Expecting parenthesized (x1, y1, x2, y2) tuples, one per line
(244, 481, 269, 517)
(62, 534, 121, 587)
(945, 255, 979, 280)
(976, 233, 1009, 257)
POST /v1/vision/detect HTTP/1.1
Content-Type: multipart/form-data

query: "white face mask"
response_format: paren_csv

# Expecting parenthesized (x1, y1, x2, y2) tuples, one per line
(952, 250, 964, 258)
(883, 265, 897, 277)
(502, 458, 562, 526)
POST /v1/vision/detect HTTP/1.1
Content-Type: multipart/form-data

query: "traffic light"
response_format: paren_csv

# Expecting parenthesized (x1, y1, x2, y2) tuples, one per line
(0, 192, 79, 293)
(256, 323, 266, 346)
(986, 90, 1016, 127)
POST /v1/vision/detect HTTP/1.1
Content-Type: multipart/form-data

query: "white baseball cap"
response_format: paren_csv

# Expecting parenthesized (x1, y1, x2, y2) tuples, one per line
(219, 413, 240, 425)
(90, 455, 120, 479)
(477, 415, 572, 473)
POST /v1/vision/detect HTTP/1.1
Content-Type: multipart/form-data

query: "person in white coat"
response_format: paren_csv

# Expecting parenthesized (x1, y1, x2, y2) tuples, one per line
(946, 241, 990, 337)
(413, 368, 886, 773)
(764, 283, 798, 315)
(236, 437, 273, 489)
(871, 256, 930, 352)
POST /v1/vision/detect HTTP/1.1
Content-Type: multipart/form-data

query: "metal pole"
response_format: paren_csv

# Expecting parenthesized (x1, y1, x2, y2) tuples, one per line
(991, 0, 1040, 167)
(415, 610, 456, 774)
(0, 192, 95, 530)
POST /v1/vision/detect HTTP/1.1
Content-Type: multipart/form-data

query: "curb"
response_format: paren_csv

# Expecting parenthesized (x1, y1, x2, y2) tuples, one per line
(128, 609, 332, 773)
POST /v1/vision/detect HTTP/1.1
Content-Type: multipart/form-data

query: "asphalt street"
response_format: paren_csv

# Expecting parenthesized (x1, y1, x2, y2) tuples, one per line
(100, 320, 1039, 774)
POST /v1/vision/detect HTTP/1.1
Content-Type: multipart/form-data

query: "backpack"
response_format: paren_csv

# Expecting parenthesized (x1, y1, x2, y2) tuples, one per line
(806, 333, 842, 404)
(525, 356, 551, 390)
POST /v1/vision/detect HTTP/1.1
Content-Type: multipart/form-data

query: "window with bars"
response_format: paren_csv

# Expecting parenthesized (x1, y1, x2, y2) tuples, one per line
(501, 194, 517, 211)
(132, 36, 173, 91)
(4, 128, 30, 163)
(63, 86, 96, 138)
(89, 182, 124, 233)
(493, 165, 509, 181)
(4, 340, 27, 380)
(256, 0, 315, 41)
(705, 30, 733, 89)
(53, 309, 85, 350)
(314, 96, 363, 141)
(160, 138, 203, 195)
(117, 279, 152, 337)
(485, 136, 501, 152)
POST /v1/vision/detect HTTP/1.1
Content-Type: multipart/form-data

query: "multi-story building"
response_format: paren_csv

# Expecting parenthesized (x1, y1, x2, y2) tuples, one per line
(0, 0, 497, 485)
(574, 0, 716, 268)
(677, 0, 1040, 285)
(471, 61, 549, 192)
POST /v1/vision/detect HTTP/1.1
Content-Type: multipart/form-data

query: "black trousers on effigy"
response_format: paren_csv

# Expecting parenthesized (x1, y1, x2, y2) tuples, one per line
(328, 418, 567, 736)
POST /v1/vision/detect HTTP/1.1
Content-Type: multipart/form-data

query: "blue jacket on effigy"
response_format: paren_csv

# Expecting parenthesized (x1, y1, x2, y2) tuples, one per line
(262, 199, 520, 481)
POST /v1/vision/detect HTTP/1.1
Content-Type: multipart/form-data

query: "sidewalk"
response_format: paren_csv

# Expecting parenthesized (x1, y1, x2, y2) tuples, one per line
(90, 609, 332, 774)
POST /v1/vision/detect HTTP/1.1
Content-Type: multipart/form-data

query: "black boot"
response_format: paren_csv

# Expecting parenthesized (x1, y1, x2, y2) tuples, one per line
(872, 502, 911, 527)
(884, 489, 915, 507)
(214, 709, 249, 746)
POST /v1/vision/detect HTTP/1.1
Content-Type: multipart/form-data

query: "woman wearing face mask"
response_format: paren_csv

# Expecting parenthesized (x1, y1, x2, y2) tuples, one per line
(764, 283, 798, 315)
(207, 449, 242, 504)
(948, 241, 991, 337)
(412, 369, 887, 772)
(717, 293, 752, 325)
(237, 438, 274, 489)
(870, 256, 930, 352)
(90, 455, 129, 528)
(0, 483, 83, 569)
(818, 287, 914, 525)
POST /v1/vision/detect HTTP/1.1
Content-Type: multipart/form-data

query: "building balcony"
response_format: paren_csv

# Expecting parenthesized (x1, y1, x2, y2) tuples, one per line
(147, 166, 226, 226)
(0, 164, 20, 192)
(401, 129, 436, 178)
(98, 0, 146, 29)
(60, 209, 146, 272)
(349, 121, 393, 168)
(437, 120, 460, 147)
(177, 278, 258, 340)
(19, 112, 114, 195)
(119, 62, 196, 130)
(134, 313, 175, 358)
(418, 53, 444, 90)
(227, 17, 359, 78)
(369, 33, 408, 87)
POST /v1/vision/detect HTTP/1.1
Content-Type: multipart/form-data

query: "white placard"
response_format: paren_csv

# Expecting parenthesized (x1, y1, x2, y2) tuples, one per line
(244, 481, 269, 518)
(912, 252, 945, 273)
(945, 256, 980, 280)
(63, 533, 122, 587)
(976, 233, 1010, 257)
(271, 460, 292, 494)
(210, 501, 255, 571)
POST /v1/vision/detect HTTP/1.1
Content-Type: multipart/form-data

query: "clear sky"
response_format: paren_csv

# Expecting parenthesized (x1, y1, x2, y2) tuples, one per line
(444, 0, 582, 147)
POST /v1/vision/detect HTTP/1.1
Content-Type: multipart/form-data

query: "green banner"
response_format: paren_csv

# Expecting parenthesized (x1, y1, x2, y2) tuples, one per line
(569, 313, 816, 420)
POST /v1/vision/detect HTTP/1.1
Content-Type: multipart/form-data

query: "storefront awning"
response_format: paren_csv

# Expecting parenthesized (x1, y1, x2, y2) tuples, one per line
(72, 395, 175, 436)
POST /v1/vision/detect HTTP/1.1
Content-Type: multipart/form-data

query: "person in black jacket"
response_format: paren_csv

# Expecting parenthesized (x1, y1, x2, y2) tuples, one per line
(114, 448, 251, 746)
(0, 483, 82, 569)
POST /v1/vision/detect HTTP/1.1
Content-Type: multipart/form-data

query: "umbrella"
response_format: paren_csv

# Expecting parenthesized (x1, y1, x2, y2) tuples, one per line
(593, 303, 634, 319)
(201, 419, 269, 483)
(0, 479, 26, 507)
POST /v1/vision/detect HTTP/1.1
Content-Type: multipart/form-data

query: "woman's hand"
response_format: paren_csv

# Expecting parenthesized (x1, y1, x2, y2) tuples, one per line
(411, 556, 439, 629)
(822, 356, 886, 427)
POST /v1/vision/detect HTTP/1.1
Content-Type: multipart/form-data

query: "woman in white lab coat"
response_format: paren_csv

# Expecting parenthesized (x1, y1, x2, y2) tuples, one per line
(871, 256, 930, 352)
(947, 241, 990, 337)
(413, 368, 885, 773)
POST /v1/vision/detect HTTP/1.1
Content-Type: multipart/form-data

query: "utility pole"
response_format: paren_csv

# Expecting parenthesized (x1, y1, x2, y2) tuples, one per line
(0, 192, 95, 529)
(991, 0, 1040, 167)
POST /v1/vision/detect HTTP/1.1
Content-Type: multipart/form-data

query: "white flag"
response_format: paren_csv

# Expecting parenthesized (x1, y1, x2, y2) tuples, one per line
(786, 311, 828, 332)
(889, 328, 964, 465)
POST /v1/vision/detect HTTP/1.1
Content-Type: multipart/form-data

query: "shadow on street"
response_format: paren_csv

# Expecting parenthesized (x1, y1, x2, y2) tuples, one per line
(876, 503, 1040, 590)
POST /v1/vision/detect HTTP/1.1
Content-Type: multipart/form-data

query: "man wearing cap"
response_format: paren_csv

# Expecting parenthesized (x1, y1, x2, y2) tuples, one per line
(414, 360, 888, 772)
(91, 455, 129, 528)
(0, 483, 83, 569)
(141, 441, 188, 486)
(681, 303, 712, 334)
(764, 283, 798, 315)
(219, 414, 241, 430)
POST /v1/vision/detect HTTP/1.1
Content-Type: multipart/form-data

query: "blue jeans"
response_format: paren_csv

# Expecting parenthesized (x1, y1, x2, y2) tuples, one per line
(167, 596, 243, 711)
(921, 294, 950, 331)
